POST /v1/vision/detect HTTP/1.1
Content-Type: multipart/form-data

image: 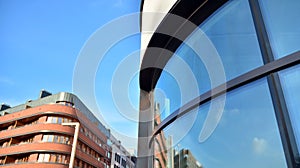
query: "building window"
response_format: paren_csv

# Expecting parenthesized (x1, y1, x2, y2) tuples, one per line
(46, 116, 72, 124)
(53, 135, 59, 142)
(87, 147, 90, 155)
(121, 158, 126, 167)
(82, 144, 86, 152)
(19, 137, 34, 145)
(279, 65, 300, 151)
(42, 134, 71, 145)
(75, 159, 80, 167)
(57, 117, 62, 124)
(50, 154, 57, 163)
(258, 0, 300, 59)
(0, 157, 5, 165)
(52, 117, 58, 123)
(47, 135, 54, 142)
(46, 116, 53, 123)
(44, 154, 50, 162)
(14, 155, 29, 163)
(115, 153, 120, 163)
(37, 154, 44, 162)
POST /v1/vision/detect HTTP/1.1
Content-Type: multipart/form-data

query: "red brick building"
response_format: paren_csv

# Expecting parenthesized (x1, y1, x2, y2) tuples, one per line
(0, 91, 111, 168)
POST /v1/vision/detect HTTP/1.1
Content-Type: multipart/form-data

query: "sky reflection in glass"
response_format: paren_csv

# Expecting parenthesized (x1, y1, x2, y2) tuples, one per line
(155, 0, 263, 120)
(259, 0, 300, 59)
(159, 79, 286, 168)
(280, 65, 300, 152)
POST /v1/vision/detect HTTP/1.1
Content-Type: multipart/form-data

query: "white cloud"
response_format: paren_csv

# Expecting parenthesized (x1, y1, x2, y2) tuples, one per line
(253, 137, 267, 154)
(0, 77, 14, 85)
(229, 108, 240, 115)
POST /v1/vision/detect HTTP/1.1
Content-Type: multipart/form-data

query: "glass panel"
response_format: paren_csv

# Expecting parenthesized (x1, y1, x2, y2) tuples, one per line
(155, 0, 263, 120)
(61, 155, 66, 163)
(48, 135, 54, 142)
(60, 136, 64, 143)
(56, 154, 62, 163)
(43, 154, 50, 162)
(259, 0, 300, 59)
(54, 135, 59, 143)
(58, 117, 62, 124)
(38, 154, 44, 162)
(46, 116, 52, 123)
(42, 135, 48, 142)
(154, 79, 287, 168)
(279, 65, 300, 151)
(52, 117, 57, 123)
(66, 137, 70, 144)
(198, 0, 263, 80)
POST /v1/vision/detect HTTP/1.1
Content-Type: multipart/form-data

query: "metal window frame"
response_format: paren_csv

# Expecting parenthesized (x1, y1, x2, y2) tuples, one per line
(249, 0, 300, 167)
(151, 51, 300, 139)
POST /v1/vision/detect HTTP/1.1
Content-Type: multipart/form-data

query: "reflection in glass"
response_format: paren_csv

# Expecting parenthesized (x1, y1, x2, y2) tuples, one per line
(154, 0, 263, 120)
(154, 79, 287, 168)
(199, 0, 263, 80)
(280, 65, 300, 151)
(259, 0, 300, 59)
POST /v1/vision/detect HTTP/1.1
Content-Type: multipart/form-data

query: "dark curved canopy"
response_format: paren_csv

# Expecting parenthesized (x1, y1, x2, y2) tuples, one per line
(139, 0, 228, 92)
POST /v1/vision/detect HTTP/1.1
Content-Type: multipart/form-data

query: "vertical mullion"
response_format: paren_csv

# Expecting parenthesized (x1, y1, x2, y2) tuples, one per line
(248, 0, 299, 167)
(268, 73, 299, 165)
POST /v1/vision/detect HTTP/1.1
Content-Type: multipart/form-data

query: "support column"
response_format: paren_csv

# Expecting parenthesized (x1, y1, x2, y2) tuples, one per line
(137, 89, 154, 168)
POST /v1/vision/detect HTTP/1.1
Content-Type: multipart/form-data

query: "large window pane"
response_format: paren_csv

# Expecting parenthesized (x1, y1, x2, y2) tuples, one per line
(280, 65, 300, 151)
(199, 0, 263, 80)
(155, 0, 263, 120)
(154, 79, 286, 168)
(259, 0, 300, 59)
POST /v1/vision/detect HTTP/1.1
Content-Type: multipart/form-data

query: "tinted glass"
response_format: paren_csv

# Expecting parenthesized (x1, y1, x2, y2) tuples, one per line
(259, 0, 300, 59)
(154, 79, 287, 168)
(154, 0, 263, 120)
(280, 65, 300, 151)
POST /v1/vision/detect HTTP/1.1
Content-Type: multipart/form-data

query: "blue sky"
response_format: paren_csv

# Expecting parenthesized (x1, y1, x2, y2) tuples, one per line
(0, 0, 141, 150)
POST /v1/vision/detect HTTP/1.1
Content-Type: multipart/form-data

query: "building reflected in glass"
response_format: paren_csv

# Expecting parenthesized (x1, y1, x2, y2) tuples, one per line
(138, 0, 300, 167)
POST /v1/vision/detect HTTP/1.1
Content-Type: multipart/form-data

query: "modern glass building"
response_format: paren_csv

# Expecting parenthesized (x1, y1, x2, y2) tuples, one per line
(138, 0, 300, 167)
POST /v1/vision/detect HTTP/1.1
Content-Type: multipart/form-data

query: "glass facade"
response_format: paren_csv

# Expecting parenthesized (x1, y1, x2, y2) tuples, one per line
(155, 79, 287, 167)
(200, 0, 263, 79)
(143, 0, 300, 167)
(280, 65, 300, 151)
(155, 0, 263, 120)
(259, 0, 300, 59)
